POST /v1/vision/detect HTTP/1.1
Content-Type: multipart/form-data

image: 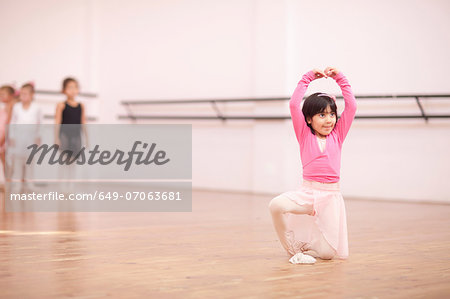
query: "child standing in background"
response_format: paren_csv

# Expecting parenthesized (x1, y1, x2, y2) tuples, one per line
(55, 77, 86, 151)
(54, 77, 86, 193)
(8, 83, 41, 193)
(0, 85, 18, 187)
(268, 67, 357, 264)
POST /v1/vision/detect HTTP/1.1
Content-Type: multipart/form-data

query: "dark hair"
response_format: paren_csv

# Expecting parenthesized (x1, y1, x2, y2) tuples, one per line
(302, 92, 338, 135)
(21, 83, 34, 93)
(62, 77, 78, 92)
(0, 85, 15, 95)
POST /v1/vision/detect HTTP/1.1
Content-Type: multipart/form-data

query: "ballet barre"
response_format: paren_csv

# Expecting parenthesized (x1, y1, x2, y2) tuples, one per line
(35, 90, 97, 98)
(119, 94, 450, 123)
(33, 89, 98, 122)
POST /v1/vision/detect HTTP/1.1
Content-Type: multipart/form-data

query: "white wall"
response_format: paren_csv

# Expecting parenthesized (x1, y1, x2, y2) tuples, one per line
(0, 0, 93, 89)
(341, 119, 450, 202)
(1, 0, 449, 202)
(95, 0, 258, 123)
(286, 0, 450, 94)
(0, 0, 99, 120)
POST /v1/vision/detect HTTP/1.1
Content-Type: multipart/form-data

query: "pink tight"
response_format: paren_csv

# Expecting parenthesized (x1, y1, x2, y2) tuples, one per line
(268, 195, 336, 260)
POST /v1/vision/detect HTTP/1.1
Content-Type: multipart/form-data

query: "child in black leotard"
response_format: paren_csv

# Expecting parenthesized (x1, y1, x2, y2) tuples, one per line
(55, 77, 86, 152)
(54, 77, 86, 193)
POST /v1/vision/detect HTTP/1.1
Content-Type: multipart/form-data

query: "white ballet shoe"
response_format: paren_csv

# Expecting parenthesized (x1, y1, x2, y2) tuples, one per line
(289, 252, 316, 264)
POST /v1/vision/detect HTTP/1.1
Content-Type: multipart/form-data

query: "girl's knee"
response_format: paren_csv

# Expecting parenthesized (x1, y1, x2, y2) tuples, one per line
(320, 248, 336, 260)
(321, 253, 334, 260)
(268, 198, 278, 212)
(268, 196, 284, 213)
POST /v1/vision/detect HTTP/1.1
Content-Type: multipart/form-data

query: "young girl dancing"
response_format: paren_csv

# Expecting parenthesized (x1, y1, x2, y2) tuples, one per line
(268, 67, 357, 264)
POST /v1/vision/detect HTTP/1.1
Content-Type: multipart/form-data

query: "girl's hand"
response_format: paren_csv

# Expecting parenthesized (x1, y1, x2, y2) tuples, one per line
(313, 69, 327, 79)
(324, 67, 340, 78)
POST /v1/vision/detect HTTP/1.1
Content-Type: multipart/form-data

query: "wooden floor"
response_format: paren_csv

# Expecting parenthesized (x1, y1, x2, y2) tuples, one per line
(0, 189, 449, 298)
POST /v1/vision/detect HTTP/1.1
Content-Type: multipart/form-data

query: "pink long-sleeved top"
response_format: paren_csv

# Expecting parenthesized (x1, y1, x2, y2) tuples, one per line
(289, 71, 357, 183)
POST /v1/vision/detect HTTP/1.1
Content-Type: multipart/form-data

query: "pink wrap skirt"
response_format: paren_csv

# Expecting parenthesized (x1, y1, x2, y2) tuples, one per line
(282, 180, 349, 259)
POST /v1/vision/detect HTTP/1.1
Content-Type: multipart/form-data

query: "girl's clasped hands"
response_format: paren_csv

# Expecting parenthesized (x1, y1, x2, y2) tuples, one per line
(313, 67, 340, 79)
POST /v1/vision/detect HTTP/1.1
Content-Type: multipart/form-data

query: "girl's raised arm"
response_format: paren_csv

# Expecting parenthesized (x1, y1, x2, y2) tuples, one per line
(327, 68, 357, 143)
(54, 102, 64, 146)
(289, 70, 324, 143)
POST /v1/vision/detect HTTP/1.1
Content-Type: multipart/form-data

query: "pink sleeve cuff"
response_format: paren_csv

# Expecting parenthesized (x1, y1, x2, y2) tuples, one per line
(306, 70, 316, 80)
(333, 72, 345, 81)
(298, 70, 317, 84)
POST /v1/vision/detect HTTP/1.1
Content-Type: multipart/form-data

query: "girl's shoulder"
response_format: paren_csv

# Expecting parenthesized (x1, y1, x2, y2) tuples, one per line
(11, 101, 22, 112)
(29, 101, 41, 112)
(299, 128, 314, 144)
(6, 100, 16, 111)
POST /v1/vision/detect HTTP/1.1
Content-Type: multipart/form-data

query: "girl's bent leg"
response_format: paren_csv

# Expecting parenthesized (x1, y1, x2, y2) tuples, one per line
(303, 232, 337, 260)
(268, 195, 314, 255)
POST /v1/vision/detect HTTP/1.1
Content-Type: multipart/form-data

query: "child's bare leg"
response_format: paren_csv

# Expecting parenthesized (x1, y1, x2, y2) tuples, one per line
(303, 233, 336, 260)
(0, 151, 5, 191)
(0, 151, 5, 178)
(268, 195, 314, 255)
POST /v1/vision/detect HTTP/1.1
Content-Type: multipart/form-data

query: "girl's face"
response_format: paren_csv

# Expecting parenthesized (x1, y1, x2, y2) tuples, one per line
(0, 89, 14, 103)
(0, 89, 7, 103)
(307, 105, 336, 138)
(19, 87, 33, 104)
(64, 81, 79, 98)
